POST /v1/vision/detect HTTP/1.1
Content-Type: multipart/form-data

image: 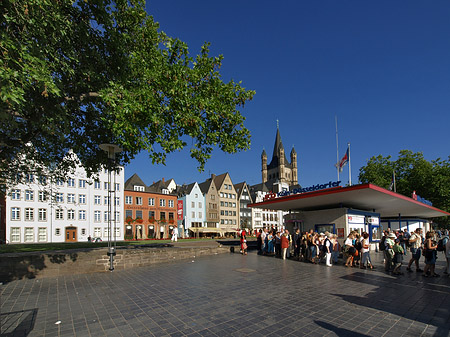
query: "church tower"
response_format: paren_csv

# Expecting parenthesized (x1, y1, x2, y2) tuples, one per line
(262, 122, 298, 189)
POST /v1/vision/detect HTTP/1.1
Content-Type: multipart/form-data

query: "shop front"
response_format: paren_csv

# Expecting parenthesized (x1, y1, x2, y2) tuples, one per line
(250, 183, 448, 246)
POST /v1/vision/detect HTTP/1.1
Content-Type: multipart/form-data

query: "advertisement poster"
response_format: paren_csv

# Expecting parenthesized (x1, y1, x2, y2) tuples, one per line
(337, 228, 345, 238)
(177, 200, 183, 220)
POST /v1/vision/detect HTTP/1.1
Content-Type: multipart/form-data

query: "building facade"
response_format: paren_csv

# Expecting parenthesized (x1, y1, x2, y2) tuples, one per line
(124, 175, 178, 240)
(177, 182, 205, 237)
(215, 173, 239, 236)
(234, 182, 253, 232)
(4, 164, 124, 243)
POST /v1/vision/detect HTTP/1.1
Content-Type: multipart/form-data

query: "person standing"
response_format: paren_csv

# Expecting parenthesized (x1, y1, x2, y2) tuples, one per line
(323, 233, 332, 267)
(384, 233, 396, 272)
(293, 228, 301, 260)
(360, 232, 374, 269)
(171, 226, 179, 242)
(240, 229, 247, 255)
(423, 231, 439, 277)
(281, 231, 289, 260)
(406, 228, 423, 273)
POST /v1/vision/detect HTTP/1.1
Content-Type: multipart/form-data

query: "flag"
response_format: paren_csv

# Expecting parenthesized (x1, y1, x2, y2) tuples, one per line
(389, 170, 396, 192)
(335, 148, 349, 172)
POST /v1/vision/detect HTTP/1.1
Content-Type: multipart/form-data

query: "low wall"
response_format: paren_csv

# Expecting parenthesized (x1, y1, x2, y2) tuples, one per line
(0, 245, 229, 283)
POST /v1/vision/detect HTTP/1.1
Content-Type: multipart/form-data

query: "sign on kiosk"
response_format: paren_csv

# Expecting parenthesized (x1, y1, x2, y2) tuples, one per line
(264, 180, 341, 201)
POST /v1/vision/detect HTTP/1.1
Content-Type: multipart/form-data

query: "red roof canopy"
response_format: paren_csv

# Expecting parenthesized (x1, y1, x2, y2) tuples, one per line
(249, 183, 450, 218)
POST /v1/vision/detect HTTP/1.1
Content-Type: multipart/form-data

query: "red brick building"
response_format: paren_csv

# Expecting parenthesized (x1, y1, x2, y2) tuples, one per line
(124, 174, 177, 239)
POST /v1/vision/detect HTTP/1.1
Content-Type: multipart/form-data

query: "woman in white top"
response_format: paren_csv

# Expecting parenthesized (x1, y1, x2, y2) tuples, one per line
(360, 232, 374, 269)
(344, 233, 355, 267)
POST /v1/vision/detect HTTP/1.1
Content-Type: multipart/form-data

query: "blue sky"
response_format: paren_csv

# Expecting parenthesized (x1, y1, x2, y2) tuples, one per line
(125, 0, 450, 188)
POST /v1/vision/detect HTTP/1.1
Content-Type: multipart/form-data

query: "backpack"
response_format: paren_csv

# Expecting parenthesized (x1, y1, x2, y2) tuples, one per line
(379, 236, 386, 251)
(437, 237, 448, 252)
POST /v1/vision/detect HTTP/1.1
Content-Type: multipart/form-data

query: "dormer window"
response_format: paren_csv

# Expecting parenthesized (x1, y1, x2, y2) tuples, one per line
(162, 189, 169, 195)
(134, 186, 145, 192)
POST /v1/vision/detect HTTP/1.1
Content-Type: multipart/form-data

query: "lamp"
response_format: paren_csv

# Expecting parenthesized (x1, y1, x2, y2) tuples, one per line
(99, 144, 122, 271)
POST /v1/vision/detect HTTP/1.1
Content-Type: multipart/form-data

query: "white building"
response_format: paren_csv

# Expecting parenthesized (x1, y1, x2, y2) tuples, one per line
(4, 163, 124, 244)
(250, 189, 286, 232)
(177, 182, 206, 237)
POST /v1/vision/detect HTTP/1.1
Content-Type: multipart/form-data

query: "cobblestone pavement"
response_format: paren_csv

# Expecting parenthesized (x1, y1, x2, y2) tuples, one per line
(1, 250, 450, 337)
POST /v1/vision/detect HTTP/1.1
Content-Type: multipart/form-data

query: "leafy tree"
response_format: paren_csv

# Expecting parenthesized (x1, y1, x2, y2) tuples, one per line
(0, 0, 254, 185)
(359, 151, 450, 227)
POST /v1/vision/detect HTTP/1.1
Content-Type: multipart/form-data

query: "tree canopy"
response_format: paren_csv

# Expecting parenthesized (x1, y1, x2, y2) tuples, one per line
(359, 150, 450, 227)
(0, 0, 254, 184)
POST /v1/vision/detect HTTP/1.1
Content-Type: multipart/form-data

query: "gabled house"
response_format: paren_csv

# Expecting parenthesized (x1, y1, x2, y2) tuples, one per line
(234, 181, 253, 233)
(176, 182, 205, 237)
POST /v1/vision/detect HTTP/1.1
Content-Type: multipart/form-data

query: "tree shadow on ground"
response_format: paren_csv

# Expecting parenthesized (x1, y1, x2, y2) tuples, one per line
(0, 308, 38, 336)
(0, 256, 46, 284)
(333, 271, 450, 337)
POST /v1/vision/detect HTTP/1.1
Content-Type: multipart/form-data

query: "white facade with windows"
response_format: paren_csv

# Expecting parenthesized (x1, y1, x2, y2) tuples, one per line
(5, 163, 124, 243)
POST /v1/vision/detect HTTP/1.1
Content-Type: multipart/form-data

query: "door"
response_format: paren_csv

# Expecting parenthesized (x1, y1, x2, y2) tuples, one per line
(65, 227, 77, 242)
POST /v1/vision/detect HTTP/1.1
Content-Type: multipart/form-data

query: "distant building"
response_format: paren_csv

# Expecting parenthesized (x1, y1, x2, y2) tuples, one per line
(198, 175, 220, 237)
(177, 182, 205, 237)
(2, 160, 124, 243)
(234, 182, 253, 232)
(124, 175, 177, 240)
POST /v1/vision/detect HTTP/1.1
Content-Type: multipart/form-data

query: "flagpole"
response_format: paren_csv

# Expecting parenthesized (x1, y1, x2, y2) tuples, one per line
(348, 143, 352, 186)
(335, 116, 339, 181)
(393, 170, 396, 192)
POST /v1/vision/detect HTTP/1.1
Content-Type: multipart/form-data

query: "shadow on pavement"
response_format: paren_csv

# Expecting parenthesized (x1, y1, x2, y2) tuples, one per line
(315, 320, 371, 337)
(0, 308, 38, 337)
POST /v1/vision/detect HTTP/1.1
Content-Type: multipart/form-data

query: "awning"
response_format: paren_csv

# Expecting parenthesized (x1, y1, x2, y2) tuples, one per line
(189, 227, 222, 233)
(249, 183, 450, 218)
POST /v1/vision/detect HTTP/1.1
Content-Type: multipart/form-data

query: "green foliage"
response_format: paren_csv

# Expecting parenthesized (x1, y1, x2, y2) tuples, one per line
(359, 151, 450, 227)
(0, 0, 254, 186)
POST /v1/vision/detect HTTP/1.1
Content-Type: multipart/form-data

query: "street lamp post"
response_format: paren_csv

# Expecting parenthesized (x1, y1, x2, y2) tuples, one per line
(99, 144, 122, 271)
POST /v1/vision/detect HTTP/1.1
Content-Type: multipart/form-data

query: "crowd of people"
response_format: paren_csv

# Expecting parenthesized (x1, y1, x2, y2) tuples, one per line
(251, 227, 450, 277)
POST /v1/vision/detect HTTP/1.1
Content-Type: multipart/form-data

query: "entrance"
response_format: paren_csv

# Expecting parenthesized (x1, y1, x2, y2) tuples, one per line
(65, 226, 77, 242)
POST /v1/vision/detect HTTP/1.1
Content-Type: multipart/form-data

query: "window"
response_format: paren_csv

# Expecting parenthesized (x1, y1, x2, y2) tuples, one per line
(38, 175, 47, 185)
(195, 194, 198, 198)
(198, 212, 202, 218)
(26, 174, 34, 183)
(160, 212, 166, 220)
(115, 211, 120, 222)
(25, 208, 34, 221)
(125, 196, 132, 204)
(81, 228, 86, 236)
(149, 211, 155, 219)
(136, 197, 143, 205)
(55, 209, 64, 220)
(211, 195, 215, 200)
(134, 185, 144, 191)
(79, 210, 86, 220)
(104, 196, 110, 205)
(79, 194, 86, 204)
(56, 179, 64, 186)
(11, 189, 20, 200)
(94, 180, 101, 189)
(192, 211, 195, 218)
(148, 198, 155, 206)
(104, 211, 110, 222)
(220, 192, 223, 198)
(79, 179, 86, 188)
(56, 193, 64, 203)
(115, 227, 120, 237)
(24, 228, 34, 243)
(104, 182, 110, 190)
(68, 178, 75, 187)
(55, 228, 61, 235)
(38, 208, 47, 221)
(25, 190, 34, 201)
(160, 199, 166, 207)
(11, 227, 20, 242)
(38, 228, 47, 242)
(198, 202, 202, 208)
(168, 200, 174, 208)
(94, 210, 101, 222)
(136, 210, 143, 219)
(67, 209, 75, 220)
(67, 193, 75, 203)
(115, 183, 120, 192)
(38, 191, 47, 202)
(192, 201, 195, 208)
(169, 212, 174, 221)
(104, 227, 110, 238)
(11, 207, 20, 220)
(94, 227, 101, 237)
(115, 197, 120, 206)
(125, 210, 132, 218)
(94, 195, 101, 205)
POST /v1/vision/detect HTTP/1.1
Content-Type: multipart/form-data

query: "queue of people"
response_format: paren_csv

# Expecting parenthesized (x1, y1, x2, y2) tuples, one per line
(254, 227, 450, 277)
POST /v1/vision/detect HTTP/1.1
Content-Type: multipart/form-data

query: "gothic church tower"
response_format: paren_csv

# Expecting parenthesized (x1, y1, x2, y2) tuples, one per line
(261, 123, 298, 187)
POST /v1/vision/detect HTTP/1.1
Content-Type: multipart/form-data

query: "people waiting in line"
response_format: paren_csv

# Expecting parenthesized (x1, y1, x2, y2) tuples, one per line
(253, 227, 448, 277)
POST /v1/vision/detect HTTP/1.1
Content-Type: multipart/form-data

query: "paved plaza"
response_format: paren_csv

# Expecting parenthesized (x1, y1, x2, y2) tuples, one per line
(1, 250, 450, 337)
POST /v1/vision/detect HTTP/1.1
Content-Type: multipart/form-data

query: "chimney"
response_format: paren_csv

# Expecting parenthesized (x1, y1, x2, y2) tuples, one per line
(211, 174, 216, 180)
(162, 177, 165, 183)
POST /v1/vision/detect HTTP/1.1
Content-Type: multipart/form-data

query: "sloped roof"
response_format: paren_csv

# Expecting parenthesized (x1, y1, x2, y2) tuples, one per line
(124, 173, 147, 190)
(213, 173, 229, 190)
(177, 182, 197, 197)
